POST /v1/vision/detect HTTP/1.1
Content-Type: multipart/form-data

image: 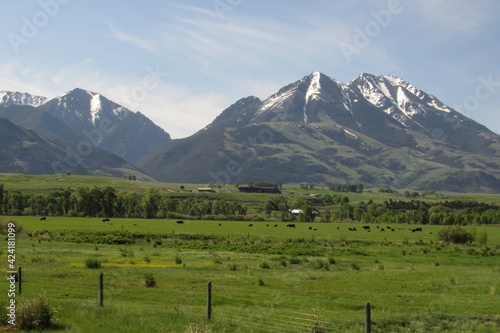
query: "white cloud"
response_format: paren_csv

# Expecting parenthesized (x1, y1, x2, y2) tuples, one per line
(106, 22, 155, 52)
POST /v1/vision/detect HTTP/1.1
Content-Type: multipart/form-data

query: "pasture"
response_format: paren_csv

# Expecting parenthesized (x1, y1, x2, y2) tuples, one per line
(0, 216, 499, 332)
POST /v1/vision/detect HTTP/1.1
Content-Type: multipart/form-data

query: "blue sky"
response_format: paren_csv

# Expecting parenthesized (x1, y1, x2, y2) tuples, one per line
(1, 0, 499, 138)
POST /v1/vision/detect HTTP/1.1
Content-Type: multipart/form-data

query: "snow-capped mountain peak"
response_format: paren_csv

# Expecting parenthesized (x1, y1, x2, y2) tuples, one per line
(0, 90, 47, 107)
(35, 87, 170, 163)
(254, 71, 356, 122)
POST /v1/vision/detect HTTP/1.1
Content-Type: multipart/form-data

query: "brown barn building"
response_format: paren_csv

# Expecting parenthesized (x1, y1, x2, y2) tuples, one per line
(238, 186, 281, 194)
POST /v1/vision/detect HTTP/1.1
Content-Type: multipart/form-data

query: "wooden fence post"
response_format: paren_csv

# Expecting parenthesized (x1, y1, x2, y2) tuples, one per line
(99, 273, 104, 307)
(18, 267, 22, 295)
(365, 302, 371, 333)
(206, 282, 212, 321)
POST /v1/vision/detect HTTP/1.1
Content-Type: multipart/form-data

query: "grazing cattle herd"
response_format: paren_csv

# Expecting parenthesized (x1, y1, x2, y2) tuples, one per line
(168, 221, 426, 235)
(37, 217, 427, 235)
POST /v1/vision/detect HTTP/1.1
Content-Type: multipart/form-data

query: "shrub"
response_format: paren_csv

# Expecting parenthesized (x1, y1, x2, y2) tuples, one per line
(17, 295, 55, 330)
(120, 248, 134, 257)
(175, 255, 182, 265)
(310, 259, 329, 270)
(351, 262, 361, 271)
(271, 256, 287, 267)
(278, 258, 287, 267)
(144, 273, 157, 288)
(0, 220, 23, 235)
(437, 226, 475, 244)
(84, 258, 102, 269)
(477, 230, 488, 246)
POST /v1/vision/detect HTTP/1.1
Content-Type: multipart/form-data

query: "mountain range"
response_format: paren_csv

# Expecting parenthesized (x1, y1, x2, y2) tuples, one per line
(1, 72, 500, 192)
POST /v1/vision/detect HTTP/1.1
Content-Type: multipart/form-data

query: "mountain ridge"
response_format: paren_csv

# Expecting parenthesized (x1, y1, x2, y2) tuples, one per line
(2, 71, 499, 192)
(138, 71, 500, 192)
(0, 88, 172, 164)
(0, 90, 47, 107)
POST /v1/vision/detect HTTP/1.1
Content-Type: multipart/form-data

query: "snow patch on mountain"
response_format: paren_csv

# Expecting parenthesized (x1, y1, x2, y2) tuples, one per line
(259, 87, 297, 114)
(343, 128, 358, 139)
(90, 93, 102, 125)
(428, 99, 452, 113)
(112, 106, 129, 120)
(303, 71, 322, 122)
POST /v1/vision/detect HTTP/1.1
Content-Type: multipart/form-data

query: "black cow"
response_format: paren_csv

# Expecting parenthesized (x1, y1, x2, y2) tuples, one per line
(309, 227, 312, 230)
(218, 223, 221, 226)
(287, 224, 296, 228)
(274, 224, 278, 227)
(40, 216, 46, 221)
(248, 224, 253, 227)
(362, 225, 370, 231)
(412, 227, 422, 233)
(102, 218, 110, 222)
(348, 227, 357, 231)
(176, 220, 184, 224)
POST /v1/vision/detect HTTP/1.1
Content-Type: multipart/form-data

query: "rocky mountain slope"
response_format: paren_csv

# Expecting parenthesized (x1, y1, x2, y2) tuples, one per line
(0, 116, 147, 178)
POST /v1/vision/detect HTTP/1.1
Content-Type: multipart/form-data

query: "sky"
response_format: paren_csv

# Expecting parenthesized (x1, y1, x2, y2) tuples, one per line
(0, 0, 499, 138)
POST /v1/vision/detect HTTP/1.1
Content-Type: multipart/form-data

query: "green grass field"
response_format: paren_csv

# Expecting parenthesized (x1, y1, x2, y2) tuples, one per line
(1, 216, 499, 332)
(3, 173, 500, 203)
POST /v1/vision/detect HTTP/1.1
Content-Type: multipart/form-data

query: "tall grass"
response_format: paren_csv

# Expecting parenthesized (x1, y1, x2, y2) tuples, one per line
(17, 295, 55, 330)
(84, 258, 102, 269)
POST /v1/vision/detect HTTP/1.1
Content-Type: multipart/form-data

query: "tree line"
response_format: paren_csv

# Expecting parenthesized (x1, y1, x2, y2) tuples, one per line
(321, 198, 500, 225)
(1, 183, 498, 225)
(262, 195, 499, 225)
(0, 185, 246, 219)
